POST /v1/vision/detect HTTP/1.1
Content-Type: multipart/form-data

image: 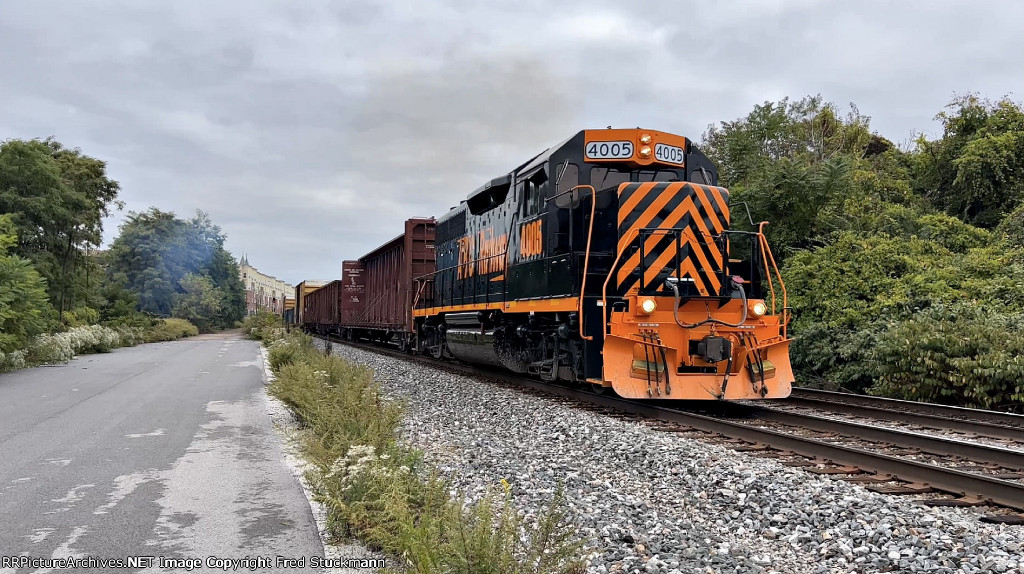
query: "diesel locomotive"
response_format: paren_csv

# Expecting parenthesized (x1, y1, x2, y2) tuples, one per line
(407, 128, 795, 400)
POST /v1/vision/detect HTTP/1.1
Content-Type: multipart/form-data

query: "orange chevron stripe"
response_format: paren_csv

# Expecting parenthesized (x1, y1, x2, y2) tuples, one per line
(681, 227, 722, 293)
(617, 182, 657, 225)
(693, 185, 725, 234)
(640, 232, 721, 295)
(677, 257, 709, 296)
(705, 185, 730, 220)
(617, 188, 675, 253)
(616, 195, 696, 286)
(687, 205, 723, 268)
(643, 241, 678, 288)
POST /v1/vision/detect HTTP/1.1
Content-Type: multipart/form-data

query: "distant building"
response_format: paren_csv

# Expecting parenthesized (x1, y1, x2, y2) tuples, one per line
(239, 255, 291, 315)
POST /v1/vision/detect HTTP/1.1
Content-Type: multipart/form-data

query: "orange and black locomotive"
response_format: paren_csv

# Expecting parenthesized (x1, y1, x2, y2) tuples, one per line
(407, 129, 794, 400)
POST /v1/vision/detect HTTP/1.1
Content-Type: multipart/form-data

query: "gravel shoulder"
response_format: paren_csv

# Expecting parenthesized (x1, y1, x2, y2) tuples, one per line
(327, 342, 1023, 574)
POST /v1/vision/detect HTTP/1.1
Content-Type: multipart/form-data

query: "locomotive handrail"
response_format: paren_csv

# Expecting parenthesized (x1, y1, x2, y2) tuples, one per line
(568, 185, 597, 341)
(757, 221, 788, 336)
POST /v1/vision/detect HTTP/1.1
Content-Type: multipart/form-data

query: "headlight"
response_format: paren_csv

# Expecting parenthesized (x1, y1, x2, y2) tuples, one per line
(639, 146, 652, 158)
(640, 133, 653, 144)
(750, 301, 767, 317)
(640, 298, 657, 314)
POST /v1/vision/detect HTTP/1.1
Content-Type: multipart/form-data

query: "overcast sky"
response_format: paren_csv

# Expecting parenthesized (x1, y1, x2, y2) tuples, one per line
(2, 1, 1022, 284)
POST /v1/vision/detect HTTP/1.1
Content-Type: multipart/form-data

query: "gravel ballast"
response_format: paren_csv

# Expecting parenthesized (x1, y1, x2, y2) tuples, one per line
(326, 342, 1023, 574)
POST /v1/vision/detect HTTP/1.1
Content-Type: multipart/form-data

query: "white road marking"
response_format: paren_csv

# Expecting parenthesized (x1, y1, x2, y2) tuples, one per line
(43, 459, 72, 467)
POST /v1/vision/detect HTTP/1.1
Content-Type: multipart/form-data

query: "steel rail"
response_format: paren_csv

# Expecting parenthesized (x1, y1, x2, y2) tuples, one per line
(791, 388, 1024, 428)
(721, 403, 1024, 470)
(531, 385, 1024, 512)
(775, 395, 1023, 441)
(318, 336, 1024, 512)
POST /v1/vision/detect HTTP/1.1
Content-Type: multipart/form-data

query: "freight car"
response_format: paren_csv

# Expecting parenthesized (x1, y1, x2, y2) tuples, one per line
(294, 280, 328, 327)
(315, 128, 794, 400)
(301, 279, 342, 334)
(334, 218, 435, 349)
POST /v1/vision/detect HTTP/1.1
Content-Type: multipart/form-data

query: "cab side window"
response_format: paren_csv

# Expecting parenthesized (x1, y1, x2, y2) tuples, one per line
(520, 166, 548, 218)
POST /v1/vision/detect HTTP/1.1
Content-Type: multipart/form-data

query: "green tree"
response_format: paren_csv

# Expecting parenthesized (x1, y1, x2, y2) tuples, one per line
(172, 273, 222, 333)
(106, 208, 190, 316)
(701, 96, 881, 258)
(0, 214, 54, 352)
(913, 95, 1024, 227)
(206, 247, 245, 328)
(0, 138, 121, 319)
(105, 208, 245, 329)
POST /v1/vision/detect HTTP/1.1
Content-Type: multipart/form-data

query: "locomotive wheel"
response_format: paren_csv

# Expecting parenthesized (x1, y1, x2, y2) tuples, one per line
(590, 382, 608, 395)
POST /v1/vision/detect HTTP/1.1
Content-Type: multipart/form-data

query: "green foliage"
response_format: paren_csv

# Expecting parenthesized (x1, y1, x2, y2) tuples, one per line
(704, 94, 1024, 408)
(172, 273, 222, 333)
(996, 203, 1024, 246)
(62, 306, 100, 328)
(242, 310, 284, 342)
(267, 333, 586, 573)
(783, 231, 1024, 394)
(0, 138, 121, 318)
(866, 304, 1024, 408)
(914, 95, 1024, 228)
(145, 318, 199, 342)
(105, 208, 244, 329)
(0, 214, 55, 352)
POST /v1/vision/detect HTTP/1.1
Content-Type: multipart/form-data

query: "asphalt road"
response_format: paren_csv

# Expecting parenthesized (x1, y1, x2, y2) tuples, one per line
(0, 332, 324, 573)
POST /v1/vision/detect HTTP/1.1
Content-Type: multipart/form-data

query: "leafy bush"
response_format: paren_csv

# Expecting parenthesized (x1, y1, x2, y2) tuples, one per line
(0, 349, 27, 372)
(242, 310, 285, 342)
(62, 307, 100, 328)
(144, 318, 199, 342)
(867, 305, 1024, 409)
(268, 336, 306, 371)
(268, 333, 586, 573)
(25, 324, 123, 364)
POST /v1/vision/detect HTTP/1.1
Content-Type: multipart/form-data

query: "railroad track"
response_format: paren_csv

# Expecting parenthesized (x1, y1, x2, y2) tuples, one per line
(779, 387, 1024, 441)
(315, 335, 1024, 523)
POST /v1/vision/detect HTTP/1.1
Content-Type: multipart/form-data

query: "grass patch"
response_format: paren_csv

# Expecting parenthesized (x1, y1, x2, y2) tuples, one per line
(265, 332, 587, 574)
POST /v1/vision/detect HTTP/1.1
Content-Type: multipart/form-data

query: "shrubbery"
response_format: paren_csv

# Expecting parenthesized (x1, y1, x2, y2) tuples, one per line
(0, 319, 199, 372)
(242, 310, 285, 343)
(265, 332, 585, 573)
(704, 94, 1024, 408)
(145, 318, 200, 342)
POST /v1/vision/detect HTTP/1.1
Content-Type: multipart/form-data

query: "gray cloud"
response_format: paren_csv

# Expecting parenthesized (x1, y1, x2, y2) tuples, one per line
(1, 0, 1021, 283)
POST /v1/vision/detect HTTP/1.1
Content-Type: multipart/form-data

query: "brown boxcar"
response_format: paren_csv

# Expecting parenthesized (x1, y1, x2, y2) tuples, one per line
(302, 279, 343, 333)
(338, 218, 435, 346)
(294, 280, 328, 326)
(340, 261, 365, 324)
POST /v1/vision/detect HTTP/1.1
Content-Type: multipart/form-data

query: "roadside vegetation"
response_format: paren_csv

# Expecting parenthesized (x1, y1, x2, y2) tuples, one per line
(704, 94, 1024, 409)
(252, 328, 586, 574)
(0, 137, 244, 373)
